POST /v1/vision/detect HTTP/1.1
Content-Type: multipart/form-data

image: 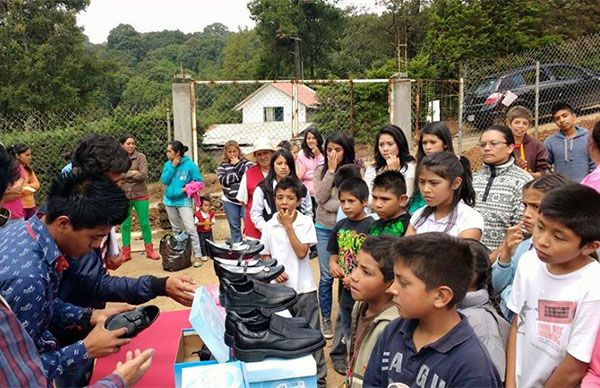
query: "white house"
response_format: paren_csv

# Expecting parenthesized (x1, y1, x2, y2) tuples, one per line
(233, 83, 318, 124)
(202, 83, 318, 151)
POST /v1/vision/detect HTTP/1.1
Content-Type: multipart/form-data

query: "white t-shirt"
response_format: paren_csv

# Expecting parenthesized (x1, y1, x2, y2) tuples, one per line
(365, 161, 417, 199)
(508, 250, 600, 388)
(260, 212, 317, 294)
(409, 200, 484, 237)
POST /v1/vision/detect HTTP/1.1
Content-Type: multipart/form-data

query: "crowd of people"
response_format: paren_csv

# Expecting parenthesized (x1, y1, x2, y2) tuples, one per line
(1, 100, 600, 387)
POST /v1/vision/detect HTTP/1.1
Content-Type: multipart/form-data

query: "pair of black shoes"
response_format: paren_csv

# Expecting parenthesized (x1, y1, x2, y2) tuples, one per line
(207, 239, 264, 263)
(220, 277, 298, 313)
(226, 308, 326, 362)
(213, 257, 285, 284)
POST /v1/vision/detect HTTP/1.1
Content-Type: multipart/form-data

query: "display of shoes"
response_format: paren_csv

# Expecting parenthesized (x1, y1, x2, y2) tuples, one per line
(224, 309, 308, 347)
(220, 277, 298, 313)
(104, 305, 160, 338)
(231, 317, 325, 362)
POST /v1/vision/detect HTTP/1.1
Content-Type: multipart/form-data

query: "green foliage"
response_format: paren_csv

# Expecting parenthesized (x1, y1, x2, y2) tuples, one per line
(221, 29, 262, 79)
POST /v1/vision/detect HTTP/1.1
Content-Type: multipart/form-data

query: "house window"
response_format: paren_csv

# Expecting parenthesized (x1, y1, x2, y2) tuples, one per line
(264, 107, 284, 122)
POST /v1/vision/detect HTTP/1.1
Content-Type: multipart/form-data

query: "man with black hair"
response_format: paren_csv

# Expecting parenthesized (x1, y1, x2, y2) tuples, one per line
(0, 172, 134, 380)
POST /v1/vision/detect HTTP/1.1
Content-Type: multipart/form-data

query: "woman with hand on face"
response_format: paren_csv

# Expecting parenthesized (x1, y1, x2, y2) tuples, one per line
(217, 140, 254, 244)
(236, 137, 276, 241)
(161, 140, 204, 265)
(313, 131, 358, 339)
(364, 125, 416, 199)
(119, 134, 159, 261)
(296, 128, 325, 207)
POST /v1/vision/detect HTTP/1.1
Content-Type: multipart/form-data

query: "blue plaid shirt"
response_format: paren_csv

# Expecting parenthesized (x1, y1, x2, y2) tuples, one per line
(0, 216, 88, 380)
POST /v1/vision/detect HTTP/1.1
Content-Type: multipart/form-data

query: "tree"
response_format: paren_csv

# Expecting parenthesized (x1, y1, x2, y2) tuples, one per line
(107, 24, 146, 60)
(221, 29, 262, 79)
(0, 0, 111, 113)
(248, 0, 344, 79)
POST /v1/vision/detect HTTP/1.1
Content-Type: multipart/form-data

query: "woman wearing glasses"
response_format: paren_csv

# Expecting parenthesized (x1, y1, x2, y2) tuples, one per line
(473, 125, 533, 253)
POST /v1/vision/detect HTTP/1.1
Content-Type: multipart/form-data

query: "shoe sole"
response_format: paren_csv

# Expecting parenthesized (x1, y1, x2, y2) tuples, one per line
(323, 332, 334, 340)
(232, 337, 326, 362)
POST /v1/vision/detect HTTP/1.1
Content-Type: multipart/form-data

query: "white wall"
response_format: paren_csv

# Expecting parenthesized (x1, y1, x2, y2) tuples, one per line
(241, 86, 307, 123)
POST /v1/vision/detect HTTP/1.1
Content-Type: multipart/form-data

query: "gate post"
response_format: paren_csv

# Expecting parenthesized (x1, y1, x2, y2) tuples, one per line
(172, 75, 197, 162)
(389, 74, 413, 151)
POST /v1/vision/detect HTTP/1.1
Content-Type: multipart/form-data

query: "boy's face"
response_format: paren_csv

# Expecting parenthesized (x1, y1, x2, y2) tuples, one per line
(372, 187, 407, 220)
(350, 250, 391, 302)
(509, 117, 530, 139)
(533, 213, 597, 270)
(387, 260, 436, 319)
(201, 200, 211, 212)
(339, 191, 366, 220)
(552, 109, 576, 132)
(275, 188, 300, 212)
(522, 188, 543, 233)
(54, 216, 112, 258)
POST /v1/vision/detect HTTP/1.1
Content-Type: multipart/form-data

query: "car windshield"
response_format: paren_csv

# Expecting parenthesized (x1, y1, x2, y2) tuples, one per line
(470, 77, 498, 97)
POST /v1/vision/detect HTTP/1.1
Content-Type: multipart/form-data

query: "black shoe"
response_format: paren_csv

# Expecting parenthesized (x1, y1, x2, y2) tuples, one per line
(221, 277, 298, 313)
(215, 261, 285, 283)
(231, 319, 325, 362)
(207, 239, 264, 261)
(104, 305, 160, 338)
(224, 309, 308, 347)
(333, 358, 348, 376)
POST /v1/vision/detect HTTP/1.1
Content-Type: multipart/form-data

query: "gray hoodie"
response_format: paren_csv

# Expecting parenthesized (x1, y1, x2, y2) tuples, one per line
(544, 126, 595, 182)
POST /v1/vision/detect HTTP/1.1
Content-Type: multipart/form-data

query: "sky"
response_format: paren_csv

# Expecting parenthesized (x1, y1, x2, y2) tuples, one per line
(76, 0, 385, 44)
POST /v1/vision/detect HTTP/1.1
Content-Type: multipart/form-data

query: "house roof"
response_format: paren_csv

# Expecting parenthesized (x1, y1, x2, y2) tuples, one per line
(201, 122, 313, 153)
(233, 83, 318, 111)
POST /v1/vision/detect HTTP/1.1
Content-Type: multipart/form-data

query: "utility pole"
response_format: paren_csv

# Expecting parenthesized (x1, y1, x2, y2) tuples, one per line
(396, 26, 408, 75)
(291, 36, 303, 80)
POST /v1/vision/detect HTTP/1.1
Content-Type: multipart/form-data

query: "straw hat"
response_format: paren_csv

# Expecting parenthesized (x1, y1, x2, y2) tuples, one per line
(249, 137, 276, 159)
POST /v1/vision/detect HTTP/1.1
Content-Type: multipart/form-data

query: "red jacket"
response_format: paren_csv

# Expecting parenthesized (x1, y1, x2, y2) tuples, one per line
(244, 165, 264, 239)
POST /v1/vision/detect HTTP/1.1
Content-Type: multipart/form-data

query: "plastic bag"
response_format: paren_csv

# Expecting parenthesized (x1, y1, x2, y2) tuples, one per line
(160, 231, 192, 271)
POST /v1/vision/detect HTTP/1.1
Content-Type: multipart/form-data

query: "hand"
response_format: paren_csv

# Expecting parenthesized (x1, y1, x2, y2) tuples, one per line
(342, 276, 351, 289)
(130, 170, 139, 174)
(230, 156, 240, 165)
(113, 349, 154, 386)
(385, 155, 400, 171)
(105, 253, 125, 271)
(327, 151, 340, 172)
(172, 156, 181, 167)
(329, 261, 345, 279)
(91, 304, 135, 326)
(274, 272, 289, 283)
(83, 324, 131, 359)
(166, 275, 197, 307)
(505, 223, 525, 254)
(310, 144, 320, 156)
(515, 158, 528, 171)
(276, 208, 295, 229)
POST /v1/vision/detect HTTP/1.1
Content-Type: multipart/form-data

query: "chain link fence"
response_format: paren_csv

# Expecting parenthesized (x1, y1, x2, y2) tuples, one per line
(0, 105, 171, 199)
(462, 33, 600, 137)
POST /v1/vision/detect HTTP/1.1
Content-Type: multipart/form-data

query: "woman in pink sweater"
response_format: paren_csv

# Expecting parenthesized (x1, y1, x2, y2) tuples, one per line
(296, 128, 324, 200)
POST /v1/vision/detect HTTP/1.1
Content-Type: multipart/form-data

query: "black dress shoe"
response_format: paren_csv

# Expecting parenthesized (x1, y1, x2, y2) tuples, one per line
(221, 278, 298, 313)
(224, 309, 308, 347)
(232, 319, 326, 362)
(207, 239, 264, 261)
(104, 305, 160, 338)
(215, 261, 285, 283)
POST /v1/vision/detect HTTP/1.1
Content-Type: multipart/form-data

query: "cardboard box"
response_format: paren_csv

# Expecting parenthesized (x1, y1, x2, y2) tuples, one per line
(245, 354, 318, 388)
(174, 329, 247, 388)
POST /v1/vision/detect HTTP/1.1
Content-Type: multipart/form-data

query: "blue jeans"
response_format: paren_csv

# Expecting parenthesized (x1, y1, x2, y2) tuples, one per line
(223, 200, 245, 243)
(316, 225, 333, 320)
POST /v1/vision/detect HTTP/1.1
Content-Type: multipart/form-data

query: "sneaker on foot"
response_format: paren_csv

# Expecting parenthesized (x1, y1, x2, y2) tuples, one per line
(322, 318, 333, 339)
(333, 358, 348, 376)
(193, 258, 203, 267)
(201, 256, 209, 262)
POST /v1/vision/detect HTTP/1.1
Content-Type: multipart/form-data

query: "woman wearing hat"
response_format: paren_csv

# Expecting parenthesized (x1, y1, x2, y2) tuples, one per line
(236, 137, 275, 240)
(217, 140, 254, 244)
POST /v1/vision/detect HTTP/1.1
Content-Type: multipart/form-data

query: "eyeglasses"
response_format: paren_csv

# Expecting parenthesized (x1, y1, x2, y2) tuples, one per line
(0, 208, 11, 227)
(478, 140, 508, 148)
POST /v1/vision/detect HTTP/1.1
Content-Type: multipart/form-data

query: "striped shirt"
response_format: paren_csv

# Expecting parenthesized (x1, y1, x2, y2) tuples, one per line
(473, 158, 532, 250)
(217, 159, 254, 203)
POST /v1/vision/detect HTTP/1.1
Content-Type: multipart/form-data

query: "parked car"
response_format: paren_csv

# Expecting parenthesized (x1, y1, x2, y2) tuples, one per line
(464, 63, 600, 130)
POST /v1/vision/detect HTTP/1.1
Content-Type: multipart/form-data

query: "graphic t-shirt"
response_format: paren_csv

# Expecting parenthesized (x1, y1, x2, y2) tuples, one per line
(327, 216, 374, 274)
(508, 250, 600, 387)
(369, 212, 411, 237)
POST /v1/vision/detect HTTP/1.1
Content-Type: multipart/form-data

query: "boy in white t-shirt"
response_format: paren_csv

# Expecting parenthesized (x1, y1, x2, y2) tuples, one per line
(506, 184, 600, 387)
(260, 177, 326, 386)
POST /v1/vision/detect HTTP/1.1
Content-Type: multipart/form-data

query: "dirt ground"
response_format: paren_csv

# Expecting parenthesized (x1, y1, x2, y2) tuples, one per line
(112, 226, 346, 387)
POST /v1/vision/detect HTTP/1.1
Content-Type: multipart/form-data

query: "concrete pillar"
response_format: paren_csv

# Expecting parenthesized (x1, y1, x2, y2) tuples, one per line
(172, 75, 196, 161)
(389, 74, 413, 151)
